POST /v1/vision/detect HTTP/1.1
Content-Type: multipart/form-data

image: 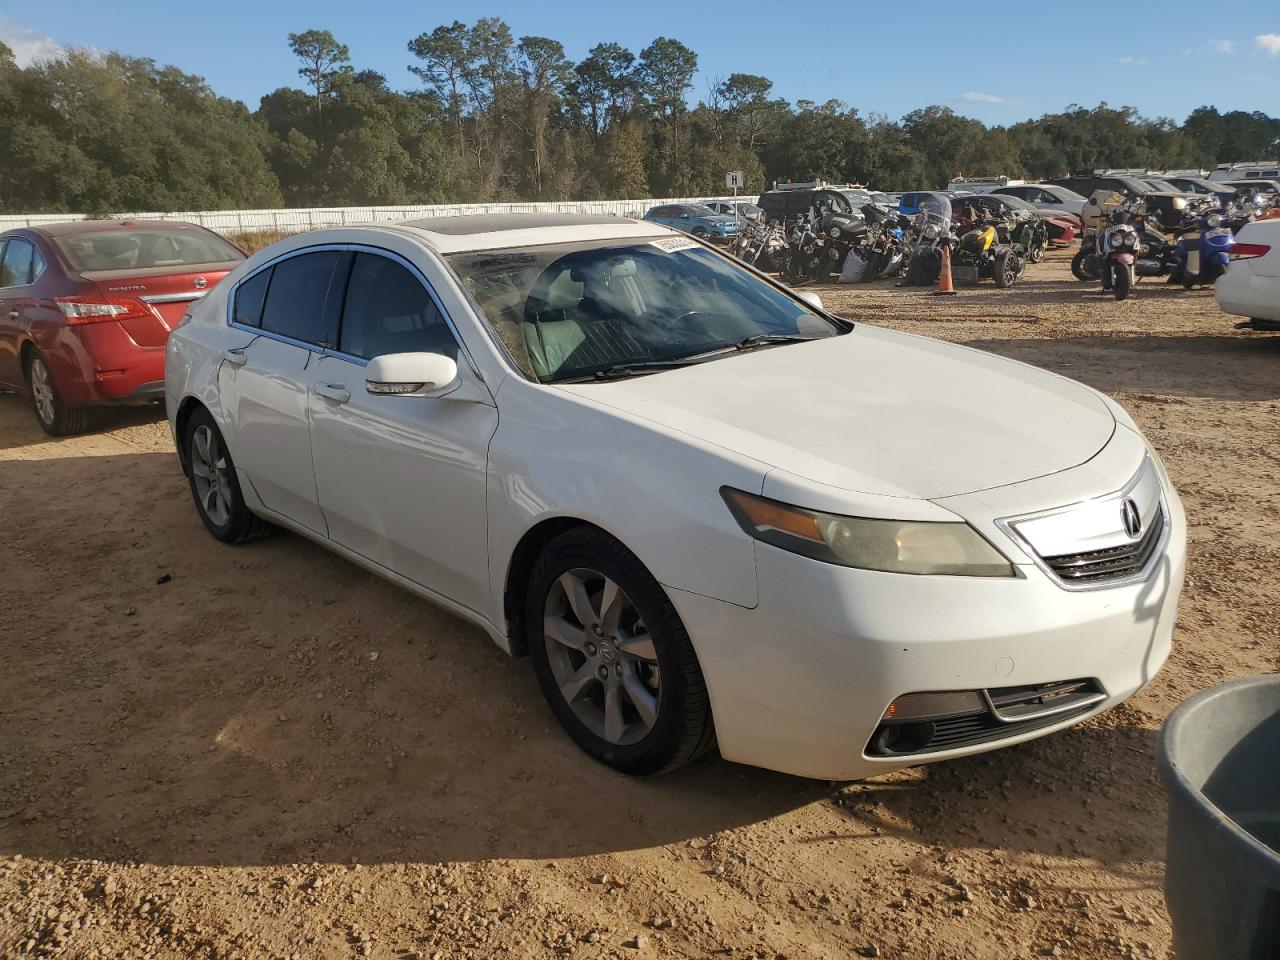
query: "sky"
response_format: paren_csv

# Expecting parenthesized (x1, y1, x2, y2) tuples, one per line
(2, 0, 1280, 126)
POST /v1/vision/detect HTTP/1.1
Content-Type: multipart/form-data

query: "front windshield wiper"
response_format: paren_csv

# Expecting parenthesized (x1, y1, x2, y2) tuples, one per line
(735, 333, 826, 349)
(555, 335, 827, 383)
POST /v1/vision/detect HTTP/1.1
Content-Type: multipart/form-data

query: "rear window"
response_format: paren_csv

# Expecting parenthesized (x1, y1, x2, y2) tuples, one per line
(55, 228, 243, 272)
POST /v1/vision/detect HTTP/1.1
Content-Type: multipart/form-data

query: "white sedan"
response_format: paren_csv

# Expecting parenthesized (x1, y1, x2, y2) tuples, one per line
(165, 214, 1186, 780)
(1217, 219, 1280, 328)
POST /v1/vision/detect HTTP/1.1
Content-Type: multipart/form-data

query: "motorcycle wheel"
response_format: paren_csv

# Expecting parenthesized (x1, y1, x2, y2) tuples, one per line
(1029, 242, 1045, 264)
(1071, 249, 1098, 281)
(1112, 263, 1133, 301)
(993, 249, 1016, 288)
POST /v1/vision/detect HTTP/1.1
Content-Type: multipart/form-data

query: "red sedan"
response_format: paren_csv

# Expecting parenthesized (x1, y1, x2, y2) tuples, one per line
(0, 220, 244, 435)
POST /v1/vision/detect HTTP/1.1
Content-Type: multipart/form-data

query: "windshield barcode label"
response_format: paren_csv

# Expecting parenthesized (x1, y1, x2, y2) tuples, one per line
(649, 237, 700, 252)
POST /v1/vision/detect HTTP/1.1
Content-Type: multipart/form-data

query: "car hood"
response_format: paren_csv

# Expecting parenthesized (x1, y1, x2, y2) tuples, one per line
(556, 325, 1115, 501)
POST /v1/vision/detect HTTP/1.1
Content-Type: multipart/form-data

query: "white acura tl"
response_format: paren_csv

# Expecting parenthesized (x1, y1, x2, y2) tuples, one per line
(166, 214, 1186, 779)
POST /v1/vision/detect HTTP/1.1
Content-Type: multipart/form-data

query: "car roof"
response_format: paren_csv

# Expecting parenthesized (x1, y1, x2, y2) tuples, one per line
(391, 213, 672, 254)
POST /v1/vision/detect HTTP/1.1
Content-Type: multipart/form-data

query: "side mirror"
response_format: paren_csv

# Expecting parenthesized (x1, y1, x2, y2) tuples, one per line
(366, 352, 459, 398)
(796, 291, 824, 311)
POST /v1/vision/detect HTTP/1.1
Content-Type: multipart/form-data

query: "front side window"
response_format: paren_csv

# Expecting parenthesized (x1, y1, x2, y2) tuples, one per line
(259, 251, 344, 346)
(339, 254, 456, 361)
(450, 238, 844, 383)
(0, 238, 35, 287)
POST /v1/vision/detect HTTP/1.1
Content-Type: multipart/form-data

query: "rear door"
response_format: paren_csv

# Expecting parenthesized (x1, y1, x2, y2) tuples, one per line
(0, 238, 43, 389)
(307, 250, 498, 611)
(218, 249, 347, 535)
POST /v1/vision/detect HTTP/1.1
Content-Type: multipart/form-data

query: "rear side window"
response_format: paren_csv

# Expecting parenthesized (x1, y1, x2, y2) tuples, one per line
(233, 267, 272, 328)
(260, 251, 344, 346)
(338, 254, 456, 362)
(0, 238, 35, 287)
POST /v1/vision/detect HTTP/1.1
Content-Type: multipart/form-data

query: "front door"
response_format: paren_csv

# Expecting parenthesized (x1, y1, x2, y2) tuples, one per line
(217, 248, 347, 535)
(307, 251, 498, 614)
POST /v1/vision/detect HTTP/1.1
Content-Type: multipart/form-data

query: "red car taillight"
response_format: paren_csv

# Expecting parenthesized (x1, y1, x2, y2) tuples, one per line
(55, 296, 154, 325)
(1229, 242, 1271, 261)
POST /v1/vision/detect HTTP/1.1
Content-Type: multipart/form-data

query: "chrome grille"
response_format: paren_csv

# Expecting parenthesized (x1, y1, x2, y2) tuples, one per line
(1042, 505, 1164, 585)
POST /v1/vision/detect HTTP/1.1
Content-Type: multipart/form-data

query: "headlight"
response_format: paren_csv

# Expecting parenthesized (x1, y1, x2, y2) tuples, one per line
(924, 224, 940, 238)
(721, 488, 1014, 577)
(828, 226, 842, 239)
(1207, 213, 1222, 227)
(1124, 232, 1138, 248)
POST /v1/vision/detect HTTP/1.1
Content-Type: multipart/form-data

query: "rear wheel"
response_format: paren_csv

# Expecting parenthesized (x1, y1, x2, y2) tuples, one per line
(525, 527, 715, 776)
(184, 407, 272, 544)
(1071, 248, 1098, 281)
(691, 227, 708, 239)
(26, 351, 91, 437)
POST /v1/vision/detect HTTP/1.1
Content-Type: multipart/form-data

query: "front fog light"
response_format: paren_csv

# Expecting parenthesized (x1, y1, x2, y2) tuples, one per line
(883, 691, 987, 722)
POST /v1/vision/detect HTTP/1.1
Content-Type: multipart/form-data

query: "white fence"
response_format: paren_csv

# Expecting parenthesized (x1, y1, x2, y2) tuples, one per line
(0, 196, 759, 235)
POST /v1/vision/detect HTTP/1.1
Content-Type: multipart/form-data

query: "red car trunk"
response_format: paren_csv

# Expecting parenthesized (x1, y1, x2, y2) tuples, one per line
(83, 262, 239, 345)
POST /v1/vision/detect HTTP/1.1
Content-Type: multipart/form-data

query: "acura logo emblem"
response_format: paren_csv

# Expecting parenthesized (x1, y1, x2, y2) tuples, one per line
(1121, 499, 1142, 539)
(193, 276, 208, 289)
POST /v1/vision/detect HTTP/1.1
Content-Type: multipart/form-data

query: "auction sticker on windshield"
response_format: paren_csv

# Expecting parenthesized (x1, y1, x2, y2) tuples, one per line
(649, 236, 701, 252)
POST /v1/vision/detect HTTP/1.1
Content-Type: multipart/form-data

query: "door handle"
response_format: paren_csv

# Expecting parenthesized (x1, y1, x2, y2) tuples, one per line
(7, 309, 18, 320)
(222, 348, 248, 367)
(314, 383, 350, 404)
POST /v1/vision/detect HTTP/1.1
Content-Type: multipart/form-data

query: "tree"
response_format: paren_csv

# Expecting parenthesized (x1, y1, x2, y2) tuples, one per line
(638, 37, 697, 193)
(287, 29, 352, 116)
(514, 36, 572, 197)
(407, 20, 470, 146)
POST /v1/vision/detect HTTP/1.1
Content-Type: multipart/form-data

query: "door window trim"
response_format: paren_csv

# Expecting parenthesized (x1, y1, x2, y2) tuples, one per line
(0, 236, 45, 290)
(227, 243, 478, 374)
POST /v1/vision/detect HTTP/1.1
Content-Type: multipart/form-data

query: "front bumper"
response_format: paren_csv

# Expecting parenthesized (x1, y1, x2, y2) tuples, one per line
(669, 450, 1187, 781)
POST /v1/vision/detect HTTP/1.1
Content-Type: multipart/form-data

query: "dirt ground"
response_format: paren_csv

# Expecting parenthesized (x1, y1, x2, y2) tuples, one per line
(2, 250, 1278, 960)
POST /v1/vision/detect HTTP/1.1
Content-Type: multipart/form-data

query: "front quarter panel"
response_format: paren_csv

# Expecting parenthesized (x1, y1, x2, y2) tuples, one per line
(487, 376, 769, 627)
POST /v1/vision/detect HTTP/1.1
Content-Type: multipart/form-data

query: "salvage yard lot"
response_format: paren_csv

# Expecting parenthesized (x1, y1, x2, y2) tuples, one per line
(1, 251, 1278, 960)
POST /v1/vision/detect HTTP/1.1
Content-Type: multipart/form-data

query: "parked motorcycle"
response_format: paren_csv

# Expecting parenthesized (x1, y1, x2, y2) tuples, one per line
(781, 214, 826, 283)
(953, 212, 1025, 288)
(901, 195, 955, 286)
(1169, 203, 1232, 289)
(1099, 208, 1143, 300)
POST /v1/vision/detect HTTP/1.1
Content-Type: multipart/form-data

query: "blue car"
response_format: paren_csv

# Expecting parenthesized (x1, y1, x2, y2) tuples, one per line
(897, 191, 952, 216)
(643, 203, 740, 242)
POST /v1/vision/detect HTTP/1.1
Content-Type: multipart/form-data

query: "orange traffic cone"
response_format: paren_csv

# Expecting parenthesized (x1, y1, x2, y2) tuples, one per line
(936, 244, 957, 295)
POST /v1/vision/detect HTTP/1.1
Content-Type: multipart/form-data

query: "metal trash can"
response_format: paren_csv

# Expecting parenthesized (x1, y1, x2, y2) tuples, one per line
(1157, 675, 1280, 959)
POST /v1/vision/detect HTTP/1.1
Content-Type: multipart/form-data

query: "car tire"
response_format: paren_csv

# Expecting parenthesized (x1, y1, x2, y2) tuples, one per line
(691, 227, 708, 239)
(524, 526, 716, 776)
(25, 351, 91, 437)
(183, 406, 272, 544)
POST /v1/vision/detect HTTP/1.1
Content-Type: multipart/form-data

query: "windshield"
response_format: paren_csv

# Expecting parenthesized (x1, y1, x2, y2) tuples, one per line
(448, 237, 843, 383)
(738, 203, 762, 217)
(54, 227, 243, 272)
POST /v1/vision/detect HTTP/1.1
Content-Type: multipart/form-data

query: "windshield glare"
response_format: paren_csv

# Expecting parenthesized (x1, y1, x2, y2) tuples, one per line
(449, 238, 842, 383)
(686, 205, 718, 217)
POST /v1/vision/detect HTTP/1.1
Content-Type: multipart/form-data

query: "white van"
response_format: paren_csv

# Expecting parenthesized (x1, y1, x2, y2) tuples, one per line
(1208, 162, 1280, 182)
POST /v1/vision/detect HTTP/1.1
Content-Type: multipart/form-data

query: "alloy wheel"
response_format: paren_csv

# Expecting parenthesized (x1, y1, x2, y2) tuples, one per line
(191, 424, 232, 526)
(543, 568, 661, 746)
(29, 357, 55, 425)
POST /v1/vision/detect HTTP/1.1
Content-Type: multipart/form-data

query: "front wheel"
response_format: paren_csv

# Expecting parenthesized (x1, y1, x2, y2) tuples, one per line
(993, 249, 1016, 288)
(183, 407, 272, 544)
(525, 527, 715, 776)
(1112, 262, 1133, 301)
